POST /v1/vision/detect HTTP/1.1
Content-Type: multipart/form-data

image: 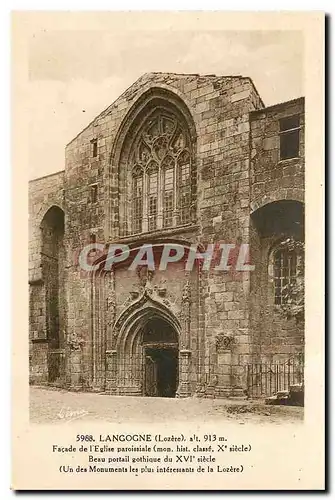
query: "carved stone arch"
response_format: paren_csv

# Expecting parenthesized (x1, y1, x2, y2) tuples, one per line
(132, 163, 144, 176)
(146, 159, 159, 174)
(88, 240, 205, 397)
(250, 189, 304, 214)
(31, 204, 66, 278)
(177, 148, 191, 163)
(161, 154, 175, 169)
(251, 199, 304, 240)
(110, 86, 198, 168)
(36, 202, 65, 229)
(114, 292, 182, 347)
(109, 292, 184, 396)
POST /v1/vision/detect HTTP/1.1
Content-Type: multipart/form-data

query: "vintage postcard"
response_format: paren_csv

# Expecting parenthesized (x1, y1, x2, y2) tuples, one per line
(12, 11, 325, 490)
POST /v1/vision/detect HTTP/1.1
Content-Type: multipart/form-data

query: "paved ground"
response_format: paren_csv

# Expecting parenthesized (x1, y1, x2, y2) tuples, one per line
(30, 386, 303, 425)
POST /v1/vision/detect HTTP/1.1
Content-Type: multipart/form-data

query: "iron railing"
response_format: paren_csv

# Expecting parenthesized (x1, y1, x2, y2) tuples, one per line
(246, 354, 304, 398)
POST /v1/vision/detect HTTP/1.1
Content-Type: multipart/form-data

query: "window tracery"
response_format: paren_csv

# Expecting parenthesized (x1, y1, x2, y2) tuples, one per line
(130, 111, 193, 234)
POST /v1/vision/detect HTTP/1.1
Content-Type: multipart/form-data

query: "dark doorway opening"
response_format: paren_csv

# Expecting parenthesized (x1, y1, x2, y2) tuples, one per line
(40, 206, 65, 384)
(142, 317, 179, 398)
(144, 347, 178, 398)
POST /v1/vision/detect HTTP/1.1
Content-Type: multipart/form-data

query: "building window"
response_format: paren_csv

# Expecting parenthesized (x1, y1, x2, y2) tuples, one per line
(91, 139, 98, 158)
(132, 170, 143, 234)
(279, 115, 300, 160)
(177, 151, 191, 225)
(163, 157, 174, 228)
(130, 111, 194, 234)
(273, 246, 302, 305)
(147, 165, 158, 231)
(90, 184, 98, 203)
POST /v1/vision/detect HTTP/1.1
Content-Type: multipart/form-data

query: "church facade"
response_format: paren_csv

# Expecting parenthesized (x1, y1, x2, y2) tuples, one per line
(29, 73, 305, 398)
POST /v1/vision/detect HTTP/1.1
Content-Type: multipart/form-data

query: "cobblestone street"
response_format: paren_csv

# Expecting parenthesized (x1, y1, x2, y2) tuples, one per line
(30, 387, 303, 425)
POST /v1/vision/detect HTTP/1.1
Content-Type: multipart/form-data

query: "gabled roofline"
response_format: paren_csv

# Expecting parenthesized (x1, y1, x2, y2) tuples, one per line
(29, 170, 65, 183)
(66, 73, 150, 148)
(250, 96, 305, 118)
(242, 76, 265, 108)
(66, 72, 266, 147)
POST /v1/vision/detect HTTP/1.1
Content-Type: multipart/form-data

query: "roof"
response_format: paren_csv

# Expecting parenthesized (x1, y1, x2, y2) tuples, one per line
(250, 96, 305, 118)
(29, 170, 64, 183)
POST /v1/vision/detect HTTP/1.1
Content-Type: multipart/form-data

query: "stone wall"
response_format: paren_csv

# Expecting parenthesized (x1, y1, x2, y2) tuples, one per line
(28, 72, 305, 396)
(29, 171, 65, 284)
(250, 98, 305, 211)
(249, 98, 305, 363)
(62, 72, 265, 396)
(29, 171, 65, 383)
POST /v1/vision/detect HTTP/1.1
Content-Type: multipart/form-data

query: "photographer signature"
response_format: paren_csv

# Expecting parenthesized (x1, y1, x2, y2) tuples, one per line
(57, 406, 89, 423)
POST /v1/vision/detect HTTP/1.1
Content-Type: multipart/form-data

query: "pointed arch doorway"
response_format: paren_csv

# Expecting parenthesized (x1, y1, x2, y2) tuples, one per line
(112, 296, 182, 398)
(142, 318, 179, 398)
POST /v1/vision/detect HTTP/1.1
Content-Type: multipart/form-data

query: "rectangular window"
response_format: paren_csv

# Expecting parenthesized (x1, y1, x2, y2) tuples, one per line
(133, 176, 143, 233)
(274, 250, 297, 305)
(90, 184, 98, 203)
(279, 115, 300, 160)
(91, 139, 98, 158)
(163, 168, 174, 228)
(178, 163, 191, 225)
(148, 172, 158, 231)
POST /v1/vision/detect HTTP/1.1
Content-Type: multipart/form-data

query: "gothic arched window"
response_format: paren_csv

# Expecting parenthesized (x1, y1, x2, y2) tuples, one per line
(129, 111, 194, 234)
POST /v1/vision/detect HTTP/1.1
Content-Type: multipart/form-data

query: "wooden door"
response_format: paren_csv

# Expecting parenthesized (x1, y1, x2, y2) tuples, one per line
(145, 354, 158, 396)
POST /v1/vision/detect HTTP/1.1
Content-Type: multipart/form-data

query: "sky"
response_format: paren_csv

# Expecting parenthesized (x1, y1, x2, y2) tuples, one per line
(28, 29, 303, 179)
